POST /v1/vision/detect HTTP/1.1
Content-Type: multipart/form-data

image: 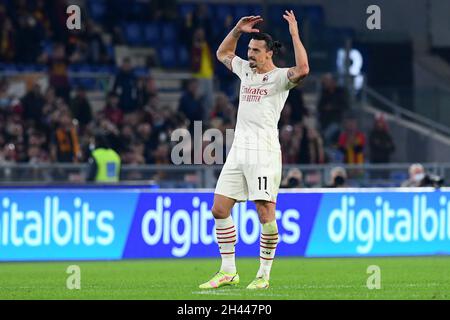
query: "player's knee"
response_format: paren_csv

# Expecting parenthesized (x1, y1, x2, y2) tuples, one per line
(211, 203, 229, 219)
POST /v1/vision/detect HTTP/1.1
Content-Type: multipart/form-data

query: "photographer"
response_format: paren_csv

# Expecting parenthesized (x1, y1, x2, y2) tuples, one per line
(401, 163, 444, 188)
(281, 168, 303, 188)
(325, 166, 348, 188)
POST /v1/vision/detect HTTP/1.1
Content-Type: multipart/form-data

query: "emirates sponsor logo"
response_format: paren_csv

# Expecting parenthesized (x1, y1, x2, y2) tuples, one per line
(242, 86, 268, 96)
(241, 86, 268, 102)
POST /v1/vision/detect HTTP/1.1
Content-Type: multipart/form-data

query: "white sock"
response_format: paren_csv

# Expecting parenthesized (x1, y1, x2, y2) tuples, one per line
(257, 220, 278, 280)
(215, 216, 236, 274)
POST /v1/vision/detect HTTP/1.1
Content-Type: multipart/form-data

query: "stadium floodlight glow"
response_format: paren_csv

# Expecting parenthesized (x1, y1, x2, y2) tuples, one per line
(336, 48, 364, 90)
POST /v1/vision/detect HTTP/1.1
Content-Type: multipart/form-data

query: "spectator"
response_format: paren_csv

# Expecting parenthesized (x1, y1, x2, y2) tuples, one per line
(292, 122, 325, 165)
(44, 43, 72, 102)
(153, 143, 170, 164)
(70, 86, 93, 129)
(27, 145, 49, 164)
(93, 117, 121, 152)
(82, 20, 109, 64)
(317, 73, 350, 145)
(130, 141, 146, 165)
(0, 143, 17, 180)
(25, 144, 51, 181)
(45, 0, 68, 43)
(5, 112, 25, 147)
(326, 166, 348, 188)
(118, 124, 136, 151)
(279, 125, 297, 164)
(281, 168, 303, 188)
(33, 0, 52, 38)
(66, 34, 89, 64)
(338, 117, 365, 164)
(401, 163, 425, 187)
(27, 130, 47, 151)
(293, 122, 310, 164)
(51, 112, 81, 163)
(151, 143, 171, 181)
(112, 57, 138, 113)
(178, 79, 204, 132)
(40, 87, 57, 130)
(102, 92, 123, 126)
(287, 85, 308, 123)
(191, 28, 214, 120)
(279, 102, 294, 128)
(191, 3, 213, 44)
(136, 122, 157, 163)
(21, 82, 45, 122)
(369, 113, 395, 163)
(0, 17, 15, 62)
(15, 13, 42, 63)
(137, 76, 158, 109)
(306, 126, 325, 164)
(210, 92, 236, 125)
(400, 163, 444, 188)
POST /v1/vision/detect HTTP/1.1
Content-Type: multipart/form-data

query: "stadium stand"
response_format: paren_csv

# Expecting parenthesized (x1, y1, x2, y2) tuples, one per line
(0, 0, 449, 188)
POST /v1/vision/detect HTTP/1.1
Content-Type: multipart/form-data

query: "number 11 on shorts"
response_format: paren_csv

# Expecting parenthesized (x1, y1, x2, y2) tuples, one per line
(258, 176, 267, 190)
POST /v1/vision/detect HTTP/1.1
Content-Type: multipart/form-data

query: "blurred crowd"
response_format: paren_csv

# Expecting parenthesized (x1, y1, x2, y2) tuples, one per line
(0, 73, 181, 166)
(0, 1, 401, 185)
(0, 0, 116, 66)
(0, 1, 234, 67)
(0, 69, 397, 170)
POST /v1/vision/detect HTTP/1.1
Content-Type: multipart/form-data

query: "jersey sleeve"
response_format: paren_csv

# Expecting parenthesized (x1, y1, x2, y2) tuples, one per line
(231, 56, 247, 79)
(278, 68, 299, 91)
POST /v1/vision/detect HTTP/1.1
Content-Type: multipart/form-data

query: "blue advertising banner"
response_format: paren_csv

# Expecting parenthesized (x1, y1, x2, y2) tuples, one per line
(122, 192, 321, 258)
(306, 190, 450, 257)
(0, 188, 449, 261)
(0, 190, 138, 260)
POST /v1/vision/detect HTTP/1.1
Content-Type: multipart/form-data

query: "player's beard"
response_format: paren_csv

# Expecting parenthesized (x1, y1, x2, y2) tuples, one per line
(249, 59, 257, 68)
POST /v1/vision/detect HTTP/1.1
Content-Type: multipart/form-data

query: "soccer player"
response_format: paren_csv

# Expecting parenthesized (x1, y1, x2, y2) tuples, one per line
(199, 11, 309, 290)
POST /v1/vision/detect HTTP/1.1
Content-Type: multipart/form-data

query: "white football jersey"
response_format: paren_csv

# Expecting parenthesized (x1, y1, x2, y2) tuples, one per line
(231, 56, 297, 152)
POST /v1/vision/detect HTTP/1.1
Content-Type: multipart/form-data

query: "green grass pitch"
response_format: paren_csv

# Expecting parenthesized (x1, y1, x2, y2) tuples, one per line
(1, 256, 449, 299)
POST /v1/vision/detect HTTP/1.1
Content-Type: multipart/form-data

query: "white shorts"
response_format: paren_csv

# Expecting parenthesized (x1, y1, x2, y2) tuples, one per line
(215, 146, 282, 203)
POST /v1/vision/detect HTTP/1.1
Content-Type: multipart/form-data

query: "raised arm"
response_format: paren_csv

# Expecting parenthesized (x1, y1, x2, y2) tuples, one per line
(216, 16, 263, 71)
(283, 10, 310, 83)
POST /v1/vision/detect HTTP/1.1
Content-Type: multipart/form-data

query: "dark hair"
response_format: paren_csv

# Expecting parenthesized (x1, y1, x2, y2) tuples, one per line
(250, 33, 282, 55)
(95, 134, 110, 149)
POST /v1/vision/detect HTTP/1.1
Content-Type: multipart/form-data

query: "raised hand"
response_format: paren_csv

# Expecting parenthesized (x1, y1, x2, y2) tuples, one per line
(235, 16, 264, 34)
(283, 10, 299, 37)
